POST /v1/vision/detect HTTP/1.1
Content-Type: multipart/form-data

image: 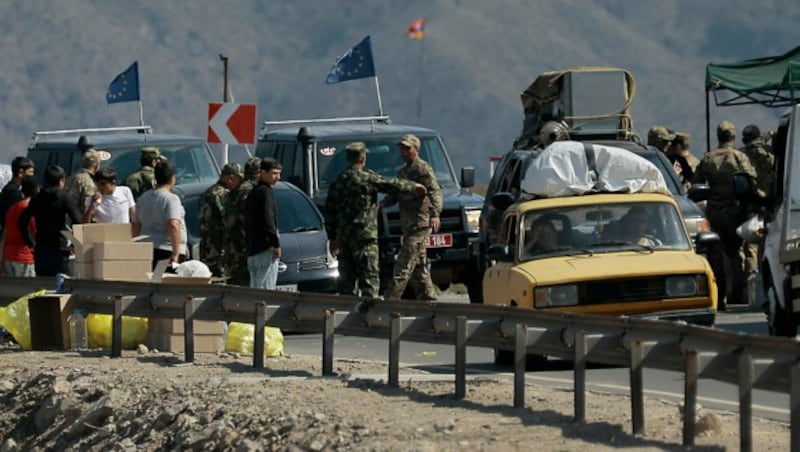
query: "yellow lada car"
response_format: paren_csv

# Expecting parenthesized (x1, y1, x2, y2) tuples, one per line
(484, 193, 718, 326)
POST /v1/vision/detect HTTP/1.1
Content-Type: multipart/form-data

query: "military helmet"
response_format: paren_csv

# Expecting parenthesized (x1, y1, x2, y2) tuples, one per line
(538, 121, 569, 147)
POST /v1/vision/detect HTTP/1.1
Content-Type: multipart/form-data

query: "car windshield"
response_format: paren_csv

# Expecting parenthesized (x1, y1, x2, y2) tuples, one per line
(519, 201, 691, 261)
(316, 136, 458, 191)
(275, 188, 323, 233)
(98, 144, 218, 186)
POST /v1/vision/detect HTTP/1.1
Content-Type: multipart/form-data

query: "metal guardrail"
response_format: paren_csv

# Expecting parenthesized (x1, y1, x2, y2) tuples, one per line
(2, 276, 799, 451)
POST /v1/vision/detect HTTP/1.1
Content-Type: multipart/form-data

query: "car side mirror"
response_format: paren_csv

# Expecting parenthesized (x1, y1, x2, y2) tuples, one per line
(687, 184, 711, 203)
(491, 192, 515, 211)
(694, 231, 720, 254)
(460, 167, 475, 188)
(487, 244, 511, 261)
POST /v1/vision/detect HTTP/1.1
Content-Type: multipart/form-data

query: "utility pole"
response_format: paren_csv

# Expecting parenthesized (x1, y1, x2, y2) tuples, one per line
(219, 54, 230, 163)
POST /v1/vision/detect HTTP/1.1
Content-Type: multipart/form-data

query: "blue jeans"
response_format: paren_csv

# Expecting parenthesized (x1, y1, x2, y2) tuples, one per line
(248, 250, 279, 290)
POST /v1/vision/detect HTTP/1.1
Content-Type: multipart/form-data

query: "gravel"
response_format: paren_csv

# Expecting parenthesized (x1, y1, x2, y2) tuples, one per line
(0, 340, 790, 451)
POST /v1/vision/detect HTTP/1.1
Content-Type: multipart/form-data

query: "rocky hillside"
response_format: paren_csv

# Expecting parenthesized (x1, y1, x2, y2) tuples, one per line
(0, 0, 797, 182)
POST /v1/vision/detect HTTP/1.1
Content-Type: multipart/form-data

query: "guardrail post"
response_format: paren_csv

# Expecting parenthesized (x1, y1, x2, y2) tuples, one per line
(455, 316, 468, 399)
(792, 361, 800, 452)
(683, 349, 698, 446)
(253, 302, 266, 369)
(573, 329, 587, 423)
(322, 308, 335, 376)
(739, 351, 753, 452)
(389, 313, 402, 387)
(111, 294, 124, 358)
(514, 323, 527, 408)
(183, 296, 195, 364)
(629, 339, 645, 436)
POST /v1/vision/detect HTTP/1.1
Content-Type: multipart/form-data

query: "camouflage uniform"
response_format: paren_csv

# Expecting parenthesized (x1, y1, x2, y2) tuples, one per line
(222, 179, 254, 286)
(245, 157, 262, 183)
(324, 143, 417, 298)
(382, 141, 443, 300)
(198, 180, 228, 276)
(740, 135, 775, 298)
(65, 168, 96, 217)
(126, 166, 156, 199)
(693, 128, 758, 307)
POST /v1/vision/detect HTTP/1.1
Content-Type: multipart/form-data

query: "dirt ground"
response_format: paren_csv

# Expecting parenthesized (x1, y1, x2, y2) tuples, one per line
(0, 339, 791, 451)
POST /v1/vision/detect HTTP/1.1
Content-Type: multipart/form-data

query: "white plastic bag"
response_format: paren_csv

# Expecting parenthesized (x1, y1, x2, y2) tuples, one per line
(736, 215, 764, 243)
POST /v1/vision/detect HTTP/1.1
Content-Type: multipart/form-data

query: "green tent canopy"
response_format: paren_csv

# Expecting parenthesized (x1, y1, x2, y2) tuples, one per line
(706, 45, 800, 107)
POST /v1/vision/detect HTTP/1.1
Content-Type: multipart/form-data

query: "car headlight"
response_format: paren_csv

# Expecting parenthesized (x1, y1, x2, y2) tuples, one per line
(534, 284, 579, 308)
(465, 210, 481, 233)
(665, 275, 707, 297)
(684, 217, 710, 237)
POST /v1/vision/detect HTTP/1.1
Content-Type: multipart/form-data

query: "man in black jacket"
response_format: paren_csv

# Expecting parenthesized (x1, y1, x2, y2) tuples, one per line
(19, 165, 81, 276)
(245, 158, 282, 290)
(0, 157, 35, 235)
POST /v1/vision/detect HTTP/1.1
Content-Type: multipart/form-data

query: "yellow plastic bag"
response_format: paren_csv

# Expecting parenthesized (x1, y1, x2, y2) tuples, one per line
(0, 289, 46, 350)
(224, 322, 284, 357)
(86, 314, 149, 350)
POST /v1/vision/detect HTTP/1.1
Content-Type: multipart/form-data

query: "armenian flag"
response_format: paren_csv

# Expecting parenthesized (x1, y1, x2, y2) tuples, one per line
(406, 18, 425, 39)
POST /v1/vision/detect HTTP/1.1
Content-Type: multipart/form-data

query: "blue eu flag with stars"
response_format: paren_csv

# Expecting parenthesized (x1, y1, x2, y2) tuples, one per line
(325, 36, 376, 84)
(106, 62, 140, 104)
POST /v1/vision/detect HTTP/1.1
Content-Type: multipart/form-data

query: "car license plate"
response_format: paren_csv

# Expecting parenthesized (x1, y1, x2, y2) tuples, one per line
(276, 284, 298, 292)
(427, 233, 453, 248)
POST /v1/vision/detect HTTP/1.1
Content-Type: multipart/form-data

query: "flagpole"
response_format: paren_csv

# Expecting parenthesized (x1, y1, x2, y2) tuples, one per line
(138, 101, 145, 128)
(374, 76, 385, 117)
(416, 38, 425, 124)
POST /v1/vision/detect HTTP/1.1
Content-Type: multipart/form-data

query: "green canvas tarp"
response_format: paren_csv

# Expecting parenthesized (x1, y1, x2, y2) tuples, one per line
(706, 45, 800, 107)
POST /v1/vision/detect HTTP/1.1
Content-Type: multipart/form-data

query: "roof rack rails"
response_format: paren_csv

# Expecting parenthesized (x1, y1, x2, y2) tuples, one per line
(260, 115, 390, 135)
(30, 125, 153, 147)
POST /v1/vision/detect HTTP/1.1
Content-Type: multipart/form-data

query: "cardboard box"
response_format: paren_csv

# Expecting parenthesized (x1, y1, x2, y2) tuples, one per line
(73, 261, 94, 279)
(28, 294, 75, 350)
(92, 242, 152, 261)
(148, 318, 225, 335)
(147, 333, 224, 353)
(93, 260, 151, 281)
(68, 224, 132, 263)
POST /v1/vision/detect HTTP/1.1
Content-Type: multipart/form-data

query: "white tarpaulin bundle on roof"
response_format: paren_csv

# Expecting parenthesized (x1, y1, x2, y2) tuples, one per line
(520, 141, 669, 197)
(0, 164, 10, 189)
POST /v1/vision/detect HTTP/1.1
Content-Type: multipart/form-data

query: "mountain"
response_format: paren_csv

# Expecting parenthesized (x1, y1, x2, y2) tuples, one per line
(0, 0, 797, 183)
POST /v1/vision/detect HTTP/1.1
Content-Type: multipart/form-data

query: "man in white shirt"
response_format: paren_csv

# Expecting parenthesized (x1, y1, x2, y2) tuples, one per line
(83, 167, 136, 224)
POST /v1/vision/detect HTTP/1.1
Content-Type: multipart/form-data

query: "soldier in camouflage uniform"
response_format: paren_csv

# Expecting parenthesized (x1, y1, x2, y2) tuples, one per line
(647, 126, 676, 153)
(65, 149, 100, 217)
(693, 121, 759, 309)
(324, 142, 425, 298)
(740, 124, 776, 305)
(198, 164, 236, 277)
(665, 133, 700, 192)
(126, 147, 161, 199)
(381, 134, 443, 300)
(222, 163, 253, 286)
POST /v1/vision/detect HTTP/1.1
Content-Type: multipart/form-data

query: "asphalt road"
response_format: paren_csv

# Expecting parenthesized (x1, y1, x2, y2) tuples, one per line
(283, 295, 791, 423)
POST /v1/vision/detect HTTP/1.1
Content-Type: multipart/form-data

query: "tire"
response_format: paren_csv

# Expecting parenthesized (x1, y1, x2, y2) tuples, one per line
(493, 349, 548, 371)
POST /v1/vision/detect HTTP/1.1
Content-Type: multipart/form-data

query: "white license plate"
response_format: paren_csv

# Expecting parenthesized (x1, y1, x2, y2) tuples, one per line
(427, 233, 453, 248)
(276, 284, 298, 292)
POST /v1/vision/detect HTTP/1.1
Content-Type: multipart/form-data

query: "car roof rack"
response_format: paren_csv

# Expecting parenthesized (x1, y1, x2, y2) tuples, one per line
(260, 115, 390, 135)
(30, 125, 153, 147)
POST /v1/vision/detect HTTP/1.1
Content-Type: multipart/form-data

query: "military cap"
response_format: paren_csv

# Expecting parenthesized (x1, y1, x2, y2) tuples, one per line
(221, 162, 244, 178)
(244, 157, 262, 180)
(141, 146, 161, 160)
(647, 126, 676, 143)
(82, 148, 100, 164)
(398, 134, 421, 149)
(673, 132, 691, 147)
(742, 124, 761, 143)
(717, 120, 736, 135)
(346, 141, 368, 158)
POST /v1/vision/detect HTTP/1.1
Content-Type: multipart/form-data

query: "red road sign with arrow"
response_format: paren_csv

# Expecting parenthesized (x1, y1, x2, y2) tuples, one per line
(207, 102, 256, 145)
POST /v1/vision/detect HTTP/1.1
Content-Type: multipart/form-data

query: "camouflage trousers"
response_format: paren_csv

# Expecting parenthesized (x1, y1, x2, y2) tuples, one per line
(199, 241, 224, 277)
(708, 214, 746, 307)
(384, 229, 436, 300)
(224, 252, 250, 287)
(337, 239, 380, 298)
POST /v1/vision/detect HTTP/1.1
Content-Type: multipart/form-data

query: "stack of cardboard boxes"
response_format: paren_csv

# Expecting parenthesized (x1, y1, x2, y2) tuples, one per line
(67, 224, 152, 281)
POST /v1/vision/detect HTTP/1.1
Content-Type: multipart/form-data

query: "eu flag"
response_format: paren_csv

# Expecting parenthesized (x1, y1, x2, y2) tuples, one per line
(106, 62, 140, 104)
(325, 36, 376, 84)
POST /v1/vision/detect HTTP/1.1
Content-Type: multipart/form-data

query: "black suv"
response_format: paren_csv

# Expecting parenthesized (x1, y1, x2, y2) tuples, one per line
(255, 116, 485, 300)
(26, 126, 220, 254)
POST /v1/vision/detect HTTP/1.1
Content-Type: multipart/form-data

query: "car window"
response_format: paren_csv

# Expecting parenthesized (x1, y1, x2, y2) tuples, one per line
(519, 201, 691, 261)
(98, 144, 218, 186)
(316, 137, 458, 191)
(275, 188, 322, 233)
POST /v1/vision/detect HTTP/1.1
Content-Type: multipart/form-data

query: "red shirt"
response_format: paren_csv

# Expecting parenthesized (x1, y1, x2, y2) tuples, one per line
(3, 199, 35, 264)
